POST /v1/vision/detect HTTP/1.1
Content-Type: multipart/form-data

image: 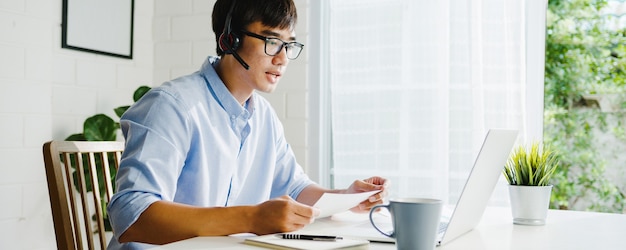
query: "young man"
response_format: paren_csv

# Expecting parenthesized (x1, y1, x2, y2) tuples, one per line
(107, 0, 388, 249)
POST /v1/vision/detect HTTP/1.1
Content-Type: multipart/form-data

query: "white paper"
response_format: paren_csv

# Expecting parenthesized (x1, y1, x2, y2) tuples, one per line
(313, 190, 381, 218)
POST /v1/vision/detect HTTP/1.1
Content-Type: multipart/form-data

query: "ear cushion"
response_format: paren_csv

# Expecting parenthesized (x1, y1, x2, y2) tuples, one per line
(219, 32, 240, 54)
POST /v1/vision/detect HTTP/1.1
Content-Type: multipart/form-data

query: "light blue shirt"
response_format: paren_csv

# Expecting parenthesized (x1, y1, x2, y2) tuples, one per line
(107, 56, 313, 250)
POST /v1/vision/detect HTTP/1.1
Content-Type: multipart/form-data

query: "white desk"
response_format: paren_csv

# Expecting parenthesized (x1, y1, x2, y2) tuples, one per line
(152, 207, 626, 249)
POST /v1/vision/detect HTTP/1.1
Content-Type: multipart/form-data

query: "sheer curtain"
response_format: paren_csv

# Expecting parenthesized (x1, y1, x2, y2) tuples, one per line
(317, 0, 546, 205)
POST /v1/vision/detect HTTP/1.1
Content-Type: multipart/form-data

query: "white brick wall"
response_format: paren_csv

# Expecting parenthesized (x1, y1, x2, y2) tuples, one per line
(0, 0, 311, 248)
(0, 0, 154, 248)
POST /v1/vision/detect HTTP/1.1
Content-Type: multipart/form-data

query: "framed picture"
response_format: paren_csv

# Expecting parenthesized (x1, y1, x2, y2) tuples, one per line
(62, 0, 134, 59)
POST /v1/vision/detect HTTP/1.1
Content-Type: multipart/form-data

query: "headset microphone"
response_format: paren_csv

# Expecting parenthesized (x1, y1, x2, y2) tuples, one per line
(218, 0, 249, 70)
(230, 47, 249, 70)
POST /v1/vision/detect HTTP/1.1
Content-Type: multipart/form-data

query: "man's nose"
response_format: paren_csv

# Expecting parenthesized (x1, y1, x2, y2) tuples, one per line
(272, 46, 289, 66)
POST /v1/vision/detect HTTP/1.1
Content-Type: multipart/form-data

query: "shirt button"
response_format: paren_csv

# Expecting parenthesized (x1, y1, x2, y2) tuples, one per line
(231, 115, 236, 120)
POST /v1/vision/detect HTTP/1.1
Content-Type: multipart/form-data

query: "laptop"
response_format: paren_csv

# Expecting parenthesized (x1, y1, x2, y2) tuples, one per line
(314, 129, 518, 246)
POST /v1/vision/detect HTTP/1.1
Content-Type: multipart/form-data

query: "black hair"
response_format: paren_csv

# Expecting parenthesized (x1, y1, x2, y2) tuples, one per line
(212, 0, 298, 55)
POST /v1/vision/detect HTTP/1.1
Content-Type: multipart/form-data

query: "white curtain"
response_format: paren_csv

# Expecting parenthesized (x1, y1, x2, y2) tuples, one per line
(322, 0, 546, 205)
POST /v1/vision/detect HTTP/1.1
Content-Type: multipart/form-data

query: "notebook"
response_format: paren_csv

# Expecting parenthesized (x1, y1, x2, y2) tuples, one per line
(243, 234, 369, 250)
(314, 129, 518, 246)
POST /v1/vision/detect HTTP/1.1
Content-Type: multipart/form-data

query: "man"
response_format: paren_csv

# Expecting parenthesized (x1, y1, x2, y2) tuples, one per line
(107, 0, 388, 249)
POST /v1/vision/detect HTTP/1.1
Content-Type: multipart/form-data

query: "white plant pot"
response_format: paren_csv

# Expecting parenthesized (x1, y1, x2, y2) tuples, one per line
(508, 185, 552, 226)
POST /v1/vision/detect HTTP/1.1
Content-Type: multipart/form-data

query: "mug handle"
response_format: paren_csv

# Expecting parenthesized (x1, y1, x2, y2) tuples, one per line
(369, 204, 394, 238)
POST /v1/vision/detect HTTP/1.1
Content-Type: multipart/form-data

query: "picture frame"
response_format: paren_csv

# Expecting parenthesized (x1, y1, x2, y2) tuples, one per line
(62, 0, 135, 59)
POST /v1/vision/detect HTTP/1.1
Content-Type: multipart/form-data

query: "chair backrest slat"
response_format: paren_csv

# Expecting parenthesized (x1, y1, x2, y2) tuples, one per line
(101, 152, 115, 203)
(61, 152, 84, 250)
(87, 151, 108, 248)
(75, 151, 96, 250)
(43, 141, 124, 250)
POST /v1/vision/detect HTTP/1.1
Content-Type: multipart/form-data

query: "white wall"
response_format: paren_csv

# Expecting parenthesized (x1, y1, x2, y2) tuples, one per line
(0, 0, 153, 248)
(0, 0, 309, 248)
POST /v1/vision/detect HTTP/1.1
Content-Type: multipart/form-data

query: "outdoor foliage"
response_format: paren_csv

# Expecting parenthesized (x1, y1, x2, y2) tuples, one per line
(544, 0, 626, 212)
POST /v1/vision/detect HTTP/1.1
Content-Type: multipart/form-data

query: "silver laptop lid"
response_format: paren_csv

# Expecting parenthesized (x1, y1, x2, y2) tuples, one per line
(439, 129, 518, 246)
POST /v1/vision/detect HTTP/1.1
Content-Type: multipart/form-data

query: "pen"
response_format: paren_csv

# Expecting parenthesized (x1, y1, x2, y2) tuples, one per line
(278, 234, 343, 241)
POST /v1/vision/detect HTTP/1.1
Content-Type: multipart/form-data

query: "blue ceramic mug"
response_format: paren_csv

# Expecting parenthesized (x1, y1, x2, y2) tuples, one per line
(369, 198, 442, 250)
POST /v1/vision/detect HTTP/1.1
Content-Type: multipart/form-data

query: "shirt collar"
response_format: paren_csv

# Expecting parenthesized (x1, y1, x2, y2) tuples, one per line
(200, 56, 254, 119)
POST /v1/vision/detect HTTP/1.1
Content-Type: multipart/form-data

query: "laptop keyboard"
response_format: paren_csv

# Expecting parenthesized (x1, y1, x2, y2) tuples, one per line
(438, 221, 449, 234)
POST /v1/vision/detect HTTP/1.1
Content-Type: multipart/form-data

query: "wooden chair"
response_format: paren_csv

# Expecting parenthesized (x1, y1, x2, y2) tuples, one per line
(43, 141, 124, 250)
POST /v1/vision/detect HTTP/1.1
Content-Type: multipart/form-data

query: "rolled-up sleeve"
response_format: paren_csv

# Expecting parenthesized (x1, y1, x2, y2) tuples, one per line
(107, 89, 190, 239)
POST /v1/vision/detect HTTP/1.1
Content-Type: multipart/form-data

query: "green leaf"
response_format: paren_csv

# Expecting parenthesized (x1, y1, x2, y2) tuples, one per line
(114, 86, 151, 118)
(133, 86, 151, 102)
(65, 133, 86, 141)
(114, 106, 130, 118)
(503, 142, 559, 186)
(83, 114, 118, 141)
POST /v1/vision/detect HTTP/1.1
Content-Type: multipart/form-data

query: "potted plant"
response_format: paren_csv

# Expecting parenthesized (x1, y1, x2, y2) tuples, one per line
(502, 141, 559, 225)
(65, 85, 151, 232)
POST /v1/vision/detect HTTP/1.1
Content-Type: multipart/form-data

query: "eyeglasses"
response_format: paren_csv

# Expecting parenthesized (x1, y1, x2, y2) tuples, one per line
(240, 30, 304, 60)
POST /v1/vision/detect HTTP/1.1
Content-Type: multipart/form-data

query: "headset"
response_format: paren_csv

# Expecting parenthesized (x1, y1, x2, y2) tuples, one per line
(218, 0, 250, 70)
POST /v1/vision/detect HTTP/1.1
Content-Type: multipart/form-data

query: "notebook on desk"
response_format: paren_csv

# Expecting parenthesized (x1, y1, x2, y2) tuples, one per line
(243, 234, 369, 250)
(316, 129, 518, 246)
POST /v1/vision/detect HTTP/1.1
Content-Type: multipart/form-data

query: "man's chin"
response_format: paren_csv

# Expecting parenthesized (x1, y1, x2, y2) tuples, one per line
(258, 85, 278, 93)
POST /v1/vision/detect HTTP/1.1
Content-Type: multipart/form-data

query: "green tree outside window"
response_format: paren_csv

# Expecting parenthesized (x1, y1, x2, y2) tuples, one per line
(544, 0, 626, 213)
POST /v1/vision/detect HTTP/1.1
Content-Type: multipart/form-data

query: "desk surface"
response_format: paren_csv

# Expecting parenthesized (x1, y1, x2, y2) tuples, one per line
(152, 207, 626, 250)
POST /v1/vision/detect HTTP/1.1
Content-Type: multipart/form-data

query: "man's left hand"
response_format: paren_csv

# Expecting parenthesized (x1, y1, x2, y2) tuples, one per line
(344, 176, 388, 213)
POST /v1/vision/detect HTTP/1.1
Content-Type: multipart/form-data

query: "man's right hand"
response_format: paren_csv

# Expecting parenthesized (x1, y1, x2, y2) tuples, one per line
(251, 195, 320, 235)
(118, 196, 319, 245)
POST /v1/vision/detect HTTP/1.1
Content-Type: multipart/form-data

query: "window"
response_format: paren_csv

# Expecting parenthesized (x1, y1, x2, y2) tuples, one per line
(312, 0, 546, 205)
(543, 0, 626, 212)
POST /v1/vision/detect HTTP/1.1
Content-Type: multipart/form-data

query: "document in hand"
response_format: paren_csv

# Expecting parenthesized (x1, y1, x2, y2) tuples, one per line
(243, 234, 369, 250)
(313, 190, 381, 218)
